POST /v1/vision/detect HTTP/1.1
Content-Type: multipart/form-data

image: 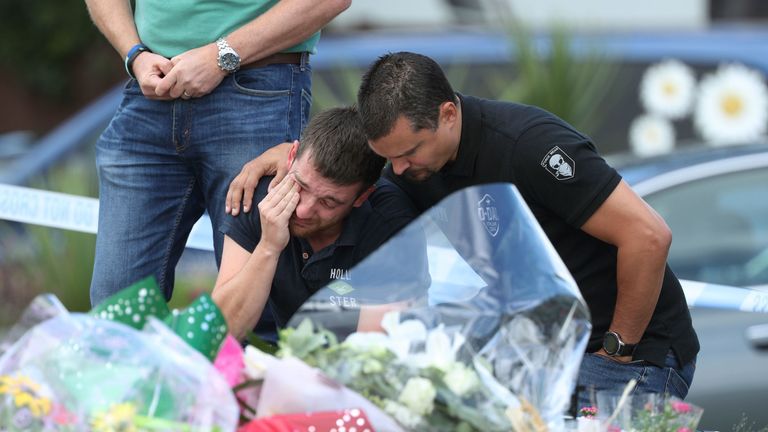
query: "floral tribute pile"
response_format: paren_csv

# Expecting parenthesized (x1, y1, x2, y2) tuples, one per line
(1, 184, 596, 431)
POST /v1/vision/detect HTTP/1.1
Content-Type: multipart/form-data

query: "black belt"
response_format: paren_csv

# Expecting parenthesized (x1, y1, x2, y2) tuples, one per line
(240, 52, 305, 69)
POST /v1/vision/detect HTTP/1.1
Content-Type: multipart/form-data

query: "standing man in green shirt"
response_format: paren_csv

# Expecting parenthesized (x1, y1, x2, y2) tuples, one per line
(85, 0, 351, 306)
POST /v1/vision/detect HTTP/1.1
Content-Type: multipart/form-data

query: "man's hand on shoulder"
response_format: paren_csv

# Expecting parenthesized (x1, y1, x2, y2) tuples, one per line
(227, 142, 294, 215)
(155, 43, 226, 99)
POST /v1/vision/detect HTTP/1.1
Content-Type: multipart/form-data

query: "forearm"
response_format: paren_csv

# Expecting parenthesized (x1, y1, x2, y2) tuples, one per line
(84, 0, 140, 58)
(227, 0, 351, 64)
(213, 245, 281, 340)
(609, 235, 671, 343)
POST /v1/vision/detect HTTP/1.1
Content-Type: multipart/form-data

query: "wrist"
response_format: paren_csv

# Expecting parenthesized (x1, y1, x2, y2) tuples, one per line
(125, 43, 152, 80)
(216, 37, 241, 73)
(602, 330, 638, 357)
(255, 241, 284, 258)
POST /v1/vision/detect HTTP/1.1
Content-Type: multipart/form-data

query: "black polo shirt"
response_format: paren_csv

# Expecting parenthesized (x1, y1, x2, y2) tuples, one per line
(221, 177, 417, 328)
(384, 94, 699, 367)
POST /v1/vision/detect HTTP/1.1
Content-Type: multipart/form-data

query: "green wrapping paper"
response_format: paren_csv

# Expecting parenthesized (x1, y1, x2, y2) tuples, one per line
(90, 276, 228, 361)
(90, 276, 170, 329)
(163, 294, 228, 361)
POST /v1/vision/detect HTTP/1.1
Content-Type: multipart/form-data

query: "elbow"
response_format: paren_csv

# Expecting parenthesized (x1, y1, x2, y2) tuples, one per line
(645, 220, 672, 257)
(331, 0, 352, 15)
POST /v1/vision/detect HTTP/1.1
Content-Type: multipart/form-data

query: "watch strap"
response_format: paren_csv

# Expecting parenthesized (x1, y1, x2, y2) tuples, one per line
(216, 37, 240, 73)
(604, 331, 637, 357)
(125, 43, 151, 80)
(616, 341, 637, 356)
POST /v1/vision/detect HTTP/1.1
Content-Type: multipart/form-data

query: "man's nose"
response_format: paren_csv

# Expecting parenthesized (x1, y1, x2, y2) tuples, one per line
(391, 158, 410, 175)
(294, 194, 316, 219)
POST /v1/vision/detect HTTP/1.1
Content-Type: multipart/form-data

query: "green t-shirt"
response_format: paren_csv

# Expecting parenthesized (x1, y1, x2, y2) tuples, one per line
(134, 0, 319, 58)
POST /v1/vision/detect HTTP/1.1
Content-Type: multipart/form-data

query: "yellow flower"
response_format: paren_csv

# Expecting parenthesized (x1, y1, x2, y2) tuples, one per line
(0, 375, 52, 417)
(91, 402, 139, 432)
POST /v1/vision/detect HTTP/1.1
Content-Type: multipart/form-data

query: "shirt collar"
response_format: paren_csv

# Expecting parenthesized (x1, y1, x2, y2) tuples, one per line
(442, 93, 482, 177)
(335, 199, 371, 247)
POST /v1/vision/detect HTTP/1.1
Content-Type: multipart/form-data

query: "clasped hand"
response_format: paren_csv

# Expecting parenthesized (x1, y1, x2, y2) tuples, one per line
(130, 42, 226, 100)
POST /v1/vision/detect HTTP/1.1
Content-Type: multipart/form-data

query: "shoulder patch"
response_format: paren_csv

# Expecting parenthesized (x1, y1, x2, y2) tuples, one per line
(541, 146, 575, 180)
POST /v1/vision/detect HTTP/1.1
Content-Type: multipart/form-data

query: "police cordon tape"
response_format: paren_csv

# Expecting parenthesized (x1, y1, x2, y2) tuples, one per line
(0, 183, 214, 252)
(2, 183, 768, 314)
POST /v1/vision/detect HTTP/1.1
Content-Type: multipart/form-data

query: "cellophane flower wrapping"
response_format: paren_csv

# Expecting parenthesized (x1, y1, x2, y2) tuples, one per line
(279, 184, 592, 431)
(0, 282, 238, 431)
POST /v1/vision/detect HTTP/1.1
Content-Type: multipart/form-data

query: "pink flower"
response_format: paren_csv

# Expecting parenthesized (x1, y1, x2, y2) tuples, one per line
(671, 400, 692, 414)
(213, 334, 245, 387)
(677, 428, 692, 432)
(578, 406, 598, 418)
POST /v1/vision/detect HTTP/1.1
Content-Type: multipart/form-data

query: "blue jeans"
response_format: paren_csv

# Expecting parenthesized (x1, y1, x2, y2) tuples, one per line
(575, 350, 696, 411)
(91, 57, 311, 305)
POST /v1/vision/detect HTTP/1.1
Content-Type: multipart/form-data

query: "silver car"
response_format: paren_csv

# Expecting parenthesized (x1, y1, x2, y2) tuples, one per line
(615, 143, 768, 431)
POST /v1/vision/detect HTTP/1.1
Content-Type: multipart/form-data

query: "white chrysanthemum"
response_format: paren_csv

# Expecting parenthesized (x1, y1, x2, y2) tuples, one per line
(640, 59, 696, 119)
(384, 400, 422, 428)
(398, 377, 436, 416)
(694, 63, 768, 145)
(444, 363, 480, 396)
(628, 114, 675, 157)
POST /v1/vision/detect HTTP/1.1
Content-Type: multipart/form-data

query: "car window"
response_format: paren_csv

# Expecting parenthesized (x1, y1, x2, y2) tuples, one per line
(644, 166, 768, 287)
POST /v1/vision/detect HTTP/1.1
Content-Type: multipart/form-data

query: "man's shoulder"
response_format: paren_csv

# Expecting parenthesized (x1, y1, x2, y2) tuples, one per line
(367, 178, 418, 217)
(480, 99, 565, 135)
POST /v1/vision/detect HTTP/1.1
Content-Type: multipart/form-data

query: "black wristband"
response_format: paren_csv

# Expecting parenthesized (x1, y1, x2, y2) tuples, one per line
(124, 43, 151, 80)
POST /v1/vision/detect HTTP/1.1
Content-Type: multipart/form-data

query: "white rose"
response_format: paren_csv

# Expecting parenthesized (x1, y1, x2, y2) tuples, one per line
(444, 363, 479, 397)
(243, 345, 271, 380)
(384, 400, 422, 429)
(398, 377, 436, 416)
(362, 358, 384, 374)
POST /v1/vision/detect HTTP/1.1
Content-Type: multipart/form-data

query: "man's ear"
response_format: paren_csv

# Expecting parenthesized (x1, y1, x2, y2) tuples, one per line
(439, 101, 458, 127)
(287, 140, 300, 168)
(352, 185, 376, 207)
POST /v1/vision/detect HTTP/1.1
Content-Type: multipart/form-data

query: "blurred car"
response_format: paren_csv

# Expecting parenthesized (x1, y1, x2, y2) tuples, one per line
(615, 142, 768, 430)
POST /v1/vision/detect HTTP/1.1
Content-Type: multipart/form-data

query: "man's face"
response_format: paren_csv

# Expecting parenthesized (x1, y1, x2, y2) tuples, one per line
(287, 153, 366, 239)
(368, 104, 460, 182)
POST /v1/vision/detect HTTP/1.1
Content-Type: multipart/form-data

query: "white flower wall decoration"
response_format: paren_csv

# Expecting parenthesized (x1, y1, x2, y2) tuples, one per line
(640, 59, 696, 120)
(629, 114, 676, 157)
(629, 60, 768, 156)
(694, 63, 768, 146)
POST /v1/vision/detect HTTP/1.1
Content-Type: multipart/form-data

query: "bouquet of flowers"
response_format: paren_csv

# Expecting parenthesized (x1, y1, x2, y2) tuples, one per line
(0, 278, 238, 431)
(632, 397, 704, 432)
(585, 381, 704, 432)
(265, 317, 517, 431)
(241, 184, 592, 431)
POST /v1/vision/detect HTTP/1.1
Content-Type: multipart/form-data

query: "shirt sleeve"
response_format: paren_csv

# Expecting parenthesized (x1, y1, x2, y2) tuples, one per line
(512, 122, 621, 228)
(219, 178, 272, 252)
(356, 178, 419, 258)
(353, 179, 431, 302)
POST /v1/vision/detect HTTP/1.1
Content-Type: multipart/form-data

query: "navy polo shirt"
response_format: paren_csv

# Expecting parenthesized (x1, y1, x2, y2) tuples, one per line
(384, 94, 699, 367)
(221, 177, 417, 328)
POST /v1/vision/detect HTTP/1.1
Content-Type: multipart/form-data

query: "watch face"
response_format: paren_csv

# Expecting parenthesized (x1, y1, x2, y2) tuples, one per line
(603, 332, 620, 355)
(220, 52, 240, 72)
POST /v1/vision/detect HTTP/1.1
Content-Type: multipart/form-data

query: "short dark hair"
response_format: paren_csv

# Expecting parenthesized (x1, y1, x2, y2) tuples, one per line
(296, 106, 385, 188)
(357, 52, 457, 140)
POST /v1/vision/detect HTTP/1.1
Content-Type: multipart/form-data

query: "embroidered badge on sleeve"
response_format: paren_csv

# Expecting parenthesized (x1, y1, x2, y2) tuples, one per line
(541, 146, 575, 180)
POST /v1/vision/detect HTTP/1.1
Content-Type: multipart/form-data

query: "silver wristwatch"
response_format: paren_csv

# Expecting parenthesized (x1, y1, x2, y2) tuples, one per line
(216, 37, 240, 73)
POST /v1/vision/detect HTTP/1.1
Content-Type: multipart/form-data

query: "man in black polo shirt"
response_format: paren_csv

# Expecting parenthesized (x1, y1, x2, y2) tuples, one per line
(356, 52, 699, 408)
(222, 53, 699, 408)
(212, 107, 418, 340)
